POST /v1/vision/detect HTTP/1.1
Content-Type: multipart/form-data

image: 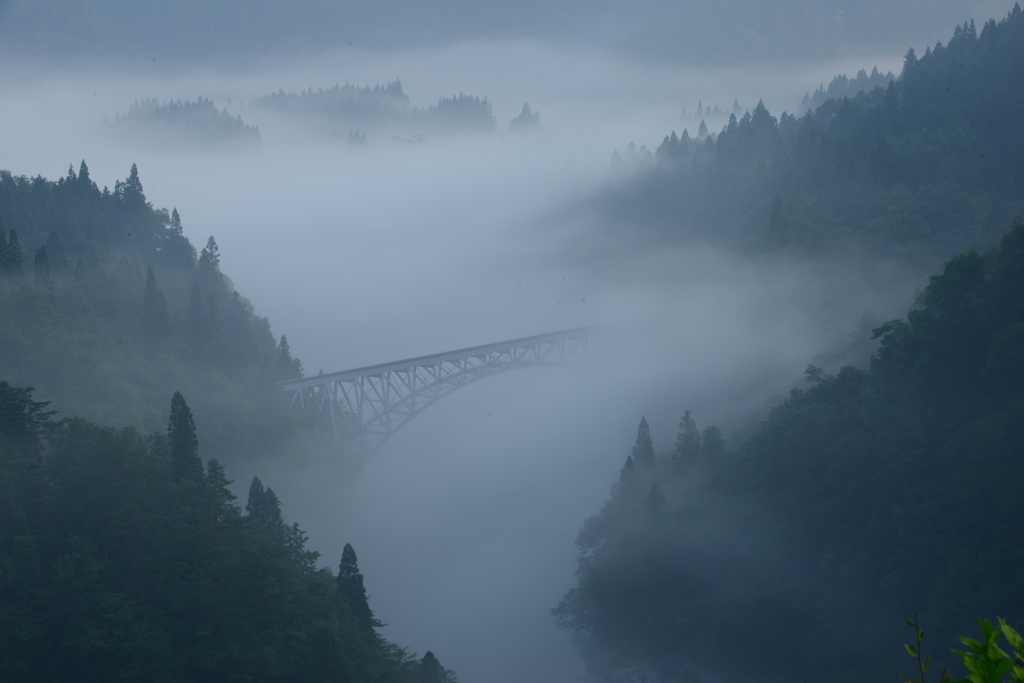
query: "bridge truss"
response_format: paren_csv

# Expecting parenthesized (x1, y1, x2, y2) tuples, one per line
(279, 326, 607, 453)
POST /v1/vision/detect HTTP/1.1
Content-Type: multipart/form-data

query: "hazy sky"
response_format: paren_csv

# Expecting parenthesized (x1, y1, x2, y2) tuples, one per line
(0, 34, 939, 683)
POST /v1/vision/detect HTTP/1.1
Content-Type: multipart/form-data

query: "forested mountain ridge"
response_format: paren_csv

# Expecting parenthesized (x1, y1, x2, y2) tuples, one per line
(108, 98, 261, 147)
(253, 82, 496, 138)
(598, 5, 1024, 266)
(0, 162, 303, 463)
(554, 219, 1024, 683)
(0, 385, 460, 682)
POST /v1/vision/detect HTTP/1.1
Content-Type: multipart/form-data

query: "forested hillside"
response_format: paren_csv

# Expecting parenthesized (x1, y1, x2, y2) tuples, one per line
(599, 6, 1024, 266)
(0, 163, 303, 463)
(554, 219, 1024, 683)
(0, 385, 459, 682)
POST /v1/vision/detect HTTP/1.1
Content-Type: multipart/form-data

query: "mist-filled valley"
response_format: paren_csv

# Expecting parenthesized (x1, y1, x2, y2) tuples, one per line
(2, 3, 1024, 683)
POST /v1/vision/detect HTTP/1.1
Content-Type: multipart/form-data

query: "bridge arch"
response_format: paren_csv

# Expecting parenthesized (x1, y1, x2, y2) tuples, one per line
(279, 326, 607, 453)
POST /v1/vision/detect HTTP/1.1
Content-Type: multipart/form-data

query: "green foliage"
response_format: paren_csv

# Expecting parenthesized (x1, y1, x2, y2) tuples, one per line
(167, 391, 202, 483)
(0, 386, 450, 683)
(953, 619, 1020, 683)
(903, 617, 1024, 683)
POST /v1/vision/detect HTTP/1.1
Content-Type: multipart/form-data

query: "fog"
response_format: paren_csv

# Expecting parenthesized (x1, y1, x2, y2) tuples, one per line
(1, 41, 924, 682)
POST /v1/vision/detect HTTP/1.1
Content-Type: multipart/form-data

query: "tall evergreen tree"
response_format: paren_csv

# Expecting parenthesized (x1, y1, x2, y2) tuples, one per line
(168, 391, 203, 483)
(245, 476, 319, 571)
(276, 335, 304, 380)
(77, 159, 91, 187)
(245, 475, 284, 536)
(415, 651, 459, 683)
(142, 267, 171, 337)
(115, 162, 146, 208)
(337, 543, 376, 631)
(630, 416, 655, 467)
(673, 410, 701, 471)
(0, 229, 8, 274)
(198, 236, 224, 292)
(165, 208, 197, 270)
(170, 208, 183, 235)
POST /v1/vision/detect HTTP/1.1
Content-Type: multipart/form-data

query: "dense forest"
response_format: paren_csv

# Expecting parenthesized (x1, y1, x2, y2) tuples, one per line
(0, 162, 303, 463)
(4, 4, 1024, 682)
(598, 6, 1024, 267)
(108, 98, 260, 147)
(554, 218, 1024, 682)
(798, 66, 897, 113)
(253, 82, 496, 139)
(0, 384, 459, 682)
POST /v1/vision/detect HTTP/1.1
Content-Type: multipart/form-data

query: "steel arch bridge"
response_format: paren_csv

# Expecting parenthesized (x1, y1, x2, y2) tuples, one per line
(279, 326, 608, 453)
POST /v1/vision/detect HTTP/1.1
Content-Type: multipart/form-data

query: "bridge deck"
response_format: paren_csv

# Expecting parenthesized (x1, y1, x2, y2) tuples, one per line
(279, 324, 603, 391)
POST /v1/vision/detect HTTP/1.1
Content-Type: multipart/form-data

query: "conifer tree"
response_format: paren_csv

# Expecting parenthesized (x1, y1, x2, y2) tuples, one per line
(198, 236, 224, 292)
(337, 543, 376, 631)
(673, 410, 702, 472)
(630, 416, 655, 467)
(245, 476, 319, 571)
(77, 160, 92, 189)
(246, 476, 284, 536)
(142, 267, 171, 337)
(205, 458, 238, 523)
(116, 162, 146, 207)
(276, 335, 304, 380)
(164, 208, 197, 270)
(0, 229, 8, 274)
(170, 208, 183, 235)
(415, 651, 459, 683)
(168, 392, 203, 483)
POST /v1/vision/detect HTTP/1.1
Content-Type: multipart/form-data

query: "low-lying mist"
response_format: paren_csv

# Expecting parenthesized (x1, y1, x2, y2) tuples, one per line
(1, 41, 921, 683)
